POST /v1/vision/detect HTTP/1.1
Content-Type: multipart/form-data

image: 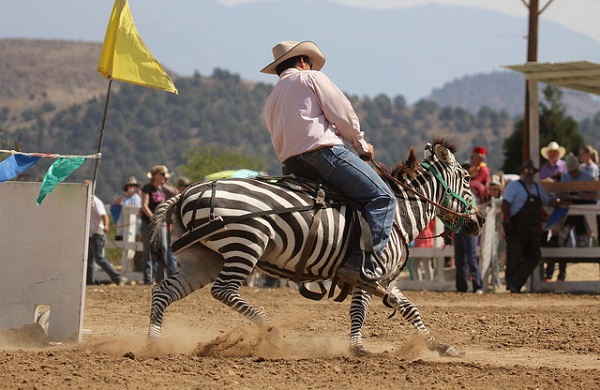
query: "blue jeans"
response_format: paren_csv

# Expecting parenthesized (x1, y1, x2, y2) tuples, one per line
(141, 220, 178, 284)
(166, 232, 179, 278)
(296, 146, 397, 267)
(87, 234, 122, 285)
(454, 231, 482, 292)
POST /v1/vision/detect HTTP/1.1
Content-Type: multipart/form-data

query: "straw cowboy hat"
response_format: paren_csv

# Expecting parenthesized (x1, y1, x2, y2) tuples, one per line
(122, 176, 140, 191)
(146, 165, 172, 179)
(540, 141, 566, 160)
(260, 40, 326, 74)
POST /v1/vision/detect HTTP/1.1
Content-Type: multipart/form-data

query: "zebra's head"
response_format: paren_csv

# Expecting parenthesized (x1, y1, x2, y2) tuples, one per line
(384, 139, 484, 236)
(423, 139, 485, 236)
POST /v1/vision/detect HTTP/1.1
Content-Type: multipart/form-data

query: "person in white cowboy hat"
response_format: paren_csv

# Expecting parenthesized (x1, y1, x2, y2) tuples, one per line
(539, 141, 567, 181)
(261, 40, 397, 295)
(140, 165, 178, 285)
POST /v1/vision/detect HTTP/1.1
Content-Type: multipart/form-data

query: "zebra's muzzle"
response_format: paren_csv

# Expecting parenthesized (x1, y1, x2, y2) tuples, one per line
(461, 208, 485, 236)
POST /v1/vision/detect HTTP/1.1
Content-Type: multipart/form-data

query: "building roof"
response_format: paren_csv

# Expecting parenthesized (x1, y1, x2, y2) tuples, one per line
(503, 60, 600, 96)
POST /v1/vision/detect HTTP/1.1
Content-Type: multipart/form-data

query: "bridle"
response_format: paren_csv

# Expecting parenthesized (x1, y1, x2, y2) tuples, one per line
(372, 159, 474, 233)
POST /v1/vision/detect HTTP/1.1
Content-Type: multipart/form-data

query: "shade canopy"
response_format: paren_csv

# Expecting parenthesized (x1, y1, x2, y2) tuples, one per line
(503, 60, 600, 95)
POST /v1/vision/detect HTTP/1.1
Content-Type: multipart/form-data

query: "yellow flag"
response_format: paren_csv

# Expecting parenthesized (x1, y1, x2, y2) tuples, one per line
(98, 0, 178, 94)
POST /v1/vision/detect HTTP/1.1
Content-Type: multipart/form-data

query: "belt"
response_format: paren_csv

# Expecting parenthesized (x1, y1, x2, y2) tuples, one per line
(284, 145, 334, 165)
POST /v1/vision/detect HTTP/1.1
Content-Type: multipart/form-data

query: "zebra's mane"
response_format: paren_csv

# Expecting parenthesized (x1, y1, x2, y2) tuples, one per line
(431, 137, 458, 154)
(386, 138, 457, 180)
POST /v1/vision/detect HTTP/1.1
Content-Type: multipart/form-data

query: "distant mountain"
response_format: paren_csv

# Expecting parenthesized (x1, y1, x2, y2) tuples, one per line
(0, 40, 109, 127)
(1, 1, 599, 103)
(428, 71, 600, 121)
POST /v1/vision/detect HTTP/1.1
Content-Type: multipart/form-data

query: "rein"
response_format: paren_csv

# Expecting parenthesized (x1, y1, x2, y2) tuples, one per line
(371, 159, 473, 232)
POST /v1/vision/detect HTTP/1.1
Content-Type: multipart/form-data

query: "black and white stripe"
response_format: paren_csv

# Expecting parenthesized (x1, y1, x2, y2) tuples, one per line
(147, 140, 482, 357)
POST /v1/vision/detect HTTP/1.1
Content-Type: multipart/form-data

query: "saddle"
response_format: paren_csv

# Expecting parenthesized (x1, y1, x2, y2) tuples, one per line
(169, 174, 376, 302)
(256, 175, 376, 302)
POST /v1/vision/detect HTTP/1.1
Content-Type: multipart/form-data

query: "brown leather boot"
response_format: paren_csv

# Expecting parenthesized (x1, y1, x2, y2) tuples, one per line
(336, 265, 387, 297)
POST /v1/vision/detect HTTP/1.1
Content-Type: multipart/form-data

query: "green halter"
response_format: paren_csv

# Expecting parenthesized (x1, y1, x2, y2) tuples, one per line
(420, 161, 474, 233)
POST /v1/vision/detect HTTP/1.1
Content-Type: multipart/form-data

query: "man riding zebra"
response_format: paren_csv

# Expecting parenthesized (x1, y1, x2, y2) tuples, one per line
(146, 39, 485, 356)
(261, 40, 395, 296)
(148, 139, 483, 356)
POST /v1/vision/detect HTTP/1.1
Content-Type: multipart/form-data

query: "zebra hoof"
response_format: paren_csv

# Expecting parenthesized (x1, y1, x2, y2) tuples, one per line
(351, 345, 372, 357)
(437, 344, 463, 358)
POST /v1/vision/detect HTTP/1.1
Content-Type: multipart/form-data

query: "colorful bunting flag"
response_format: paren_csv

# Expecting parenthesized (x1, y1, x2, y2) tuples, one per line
(36, 157, 86, 205)
(0, 154, 41, 183)
(98, 0, 178, 94)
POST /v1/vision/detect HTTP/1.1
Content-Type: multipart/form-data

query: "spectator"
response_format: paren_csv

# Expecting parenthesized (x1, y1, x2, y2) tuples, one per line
(468, 146, 490, 187)
(140, 165, 177, 285)
(409, 219, 435, 281)
(454, 160, 484, 294)
(546, 153, 596, 281)
(87, 188, 127, 286)
(538, 142, 567, 282)
(480, 174, 505, 292)
(453, 229, 483, 294)
(176, 176, 192, 193)
(578, 145, 599, 180)
(501, 160, 561, 293)
(539, 141, 567, 181)
(112, 176, 142, 239)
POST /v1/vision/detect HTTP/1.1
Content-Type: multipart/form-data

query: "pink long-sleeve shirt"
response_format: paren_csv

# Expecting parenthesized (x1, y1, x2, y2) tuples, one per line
(263, 68, 369, 162)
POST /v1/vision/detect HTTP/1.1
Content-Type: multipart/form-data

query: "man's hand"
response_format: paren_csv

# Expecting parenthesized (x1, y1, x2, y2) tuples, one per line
(360, 143, 374, 161)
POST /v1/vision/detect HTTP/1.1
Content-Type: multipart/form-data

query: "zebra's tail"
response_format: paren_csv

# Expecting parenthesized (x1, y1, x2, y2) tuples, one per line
(149, 193, 183, 262)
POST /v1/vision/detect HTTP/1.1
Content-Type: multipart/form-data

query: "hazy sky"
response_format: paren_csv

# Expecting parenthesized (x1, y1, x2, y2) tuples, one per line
(1, 0, 598, 101)
(220, 0, 600, 43)
(356, 1, 600, 43)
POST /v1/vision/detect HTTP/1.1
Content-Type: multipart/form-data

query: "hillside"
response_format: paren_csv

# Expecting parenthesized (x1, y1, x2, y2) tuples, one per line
(1, 39, 598, 203)
(428, 71, 600, 121)
(0, 39, 112, 127)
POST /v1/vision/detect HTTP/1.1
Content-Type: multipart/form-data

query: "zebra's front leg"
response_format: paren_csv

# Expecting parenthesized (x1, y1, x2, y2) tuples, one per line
(385, 286, 462, 357)
(348, 288, 373, 356)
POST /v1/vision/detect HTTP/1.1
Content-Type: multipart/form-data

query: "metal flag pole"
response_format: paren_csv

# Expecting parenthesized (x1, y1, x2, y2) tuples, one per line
(91, 78, 114, 196)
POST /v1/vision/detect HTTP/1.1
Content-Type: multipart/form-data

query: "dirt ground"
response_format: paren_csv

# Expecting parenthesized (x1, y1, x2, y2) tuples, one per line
(1, 264, 599, 390)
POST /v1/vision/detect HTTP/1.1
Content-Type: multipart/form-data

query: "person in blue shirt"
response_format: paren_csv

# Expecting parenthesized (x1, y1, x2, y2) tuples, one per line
(545, 153, 597, 282)
(501, 160, 561, 293)
(112, 176, 142, 239)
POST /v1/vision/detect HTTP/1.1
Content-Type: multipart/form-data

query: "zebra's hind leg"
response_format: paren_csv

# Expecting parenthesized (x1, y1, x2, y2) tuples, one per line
(210, 254, 274, 331)
(148, 244, 223, 338)
(348, 288, 373, 356)
(211, 277, 274, 331)
(385, 286, 462, 357)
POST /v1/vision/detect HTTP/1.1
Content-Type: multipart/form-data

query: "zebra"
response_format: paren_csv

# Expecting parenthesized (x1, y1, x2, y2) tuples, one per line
(147, 139, 484, 357)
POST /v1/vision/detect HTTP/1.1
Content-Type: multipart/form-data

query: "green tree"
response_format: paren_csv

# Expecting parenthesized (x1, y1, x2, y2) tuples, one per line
(538, 85, 583, 156)
(502, 85, 584, 174)
(180, 145, 267, 181)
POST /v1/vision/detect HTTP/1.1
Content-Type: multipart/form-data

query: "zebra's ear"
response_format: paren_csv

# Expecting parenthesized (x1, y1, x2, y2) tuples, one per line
(434, 144, 455, 164)
(406, 147, 418, 166)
